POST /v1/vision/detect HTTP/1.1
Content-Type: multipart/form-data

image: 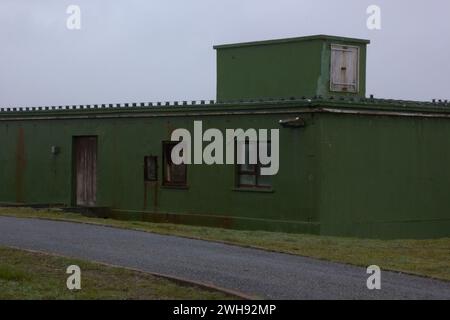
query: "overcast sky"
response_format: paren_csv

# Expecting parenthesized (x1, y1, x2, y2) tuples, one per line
(0, 0, 449, 108)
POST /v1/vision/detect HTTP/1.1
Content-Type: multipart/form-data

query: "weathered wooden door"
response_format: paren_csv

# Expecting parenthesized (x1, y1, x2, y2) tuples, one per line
(74, 136, 97, 206)
(330, 44, 359, 93)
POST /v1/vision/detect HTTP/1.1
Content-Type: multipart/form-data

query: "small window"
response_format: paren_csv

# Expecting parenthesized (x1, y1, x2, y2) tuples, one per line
(144, 156, 158, 182)
(330, 44, 359, 93)
(163, 142, 187, 187)
(236, 141, 272, 189)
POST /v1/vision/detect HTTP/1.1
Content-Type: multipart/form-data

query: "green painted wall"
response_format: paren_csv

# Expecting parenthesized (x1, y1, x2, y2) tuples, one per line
(215, 35, 369, 102)
(0, 106, 320, 234)
(1, 99, 450, 239)
(0, 31, 448, 239)
(316, 113, 450, 239)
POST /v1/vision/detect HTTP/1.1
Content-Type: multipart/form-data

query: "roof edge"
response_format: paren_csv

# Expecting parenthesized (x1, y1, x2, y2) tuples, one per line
(1, 97, 449, 117)
(213, 34, 370, 50)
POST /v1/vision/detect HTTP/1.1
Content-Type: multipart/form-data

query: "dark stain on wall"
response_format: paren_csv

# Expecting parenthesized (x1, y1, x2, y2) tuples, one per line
(143, 181, 159, 211)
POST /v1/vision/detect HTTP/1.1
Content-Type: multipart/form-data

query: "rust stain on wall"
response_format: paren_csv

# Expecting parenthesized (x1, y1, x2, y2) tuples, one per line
(153, 183, 159, 209)
(143, 183, 148, 210)
(15, 128, 26, 203)
(143, 181, 159, 211)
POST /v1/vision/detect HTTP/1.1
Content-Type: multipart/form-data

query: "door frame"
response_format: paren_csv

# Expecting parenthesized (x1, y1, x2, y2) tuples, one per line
(71, 135, 98, 207)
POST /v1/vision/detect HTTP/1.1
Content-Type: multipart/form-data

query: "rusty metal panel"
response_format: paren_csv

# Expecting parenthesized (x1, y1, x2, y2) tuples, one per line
(74, 136, 97, 206)
(330, 44, 359, 93)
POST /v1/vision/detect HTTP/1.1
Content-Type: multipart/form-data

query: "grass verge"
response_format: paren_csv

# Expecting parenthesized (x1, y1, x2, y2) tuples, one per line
(0, 246, 235, 300)
(1, 207, 449, 281)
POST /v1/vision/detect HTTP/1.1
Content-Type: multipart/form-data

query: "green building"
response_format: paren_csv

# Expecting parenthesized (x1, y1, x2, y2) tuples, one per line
(1, 35, 449, 239)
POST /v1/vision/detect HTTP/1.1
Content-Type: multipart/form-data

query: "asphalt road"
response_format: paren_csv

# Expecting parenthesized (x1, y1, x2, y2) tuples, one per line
(0, 216, 449, 299)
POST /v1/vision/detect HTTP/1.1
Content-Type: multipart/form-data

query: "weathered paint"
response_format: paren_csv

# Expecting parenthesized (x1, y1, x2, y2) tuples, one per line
(0, 98, 449, 239)
(0, 35, 448, 239)
(74, 136, 97, 206)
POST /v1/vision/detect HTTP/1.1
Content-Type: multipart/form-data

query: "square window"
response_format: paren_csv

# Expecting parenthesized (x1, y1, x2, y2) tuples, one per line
(144, 156, 158, 182)
(236, 141, 272, 189)
(239, 174, 257, 186)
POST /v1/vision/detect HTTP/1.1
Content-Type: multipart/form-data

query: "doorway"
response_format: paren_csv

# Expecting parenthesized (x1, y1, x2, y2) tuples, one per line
(73, 136, 97, 206)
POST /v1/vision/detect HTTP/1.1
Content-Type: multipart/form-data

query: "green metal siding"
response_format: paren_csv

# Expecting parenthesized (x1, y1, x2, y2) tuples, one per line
(317, 113, 450, 239)
(216, 40, 323, 101)
(0, 107, 320, 234)
(1, 98, 450, 239)
(215, 35, 369, 101)
(1, 33, 448, 239)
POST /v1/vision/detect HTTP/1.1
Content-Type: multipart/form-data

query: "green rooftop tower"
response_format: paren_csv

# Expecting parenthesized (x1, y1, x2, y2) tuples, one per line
(214, 35, 370, 102)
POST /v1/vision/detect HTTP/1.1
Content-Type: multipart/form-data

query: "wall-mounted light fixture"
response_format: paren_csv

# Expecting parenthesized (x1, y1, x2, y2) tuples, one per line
(51, 146, 60, 155)
(279, 117, 306, 128)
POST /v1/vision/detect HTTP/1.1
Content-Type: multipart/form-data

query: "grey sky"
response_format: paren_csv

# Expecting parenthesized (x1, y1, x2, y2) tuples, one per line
(0, 0, 449, 108)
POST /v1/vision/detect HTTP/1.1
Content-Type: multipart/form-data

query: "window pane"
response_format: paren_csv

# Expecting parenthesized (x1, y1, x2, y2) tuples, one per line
(257, 173, 272, 187)
(144, 156, 157, 181)
(239, 163, 256, 173)
(170, 163, 186, 183)
(163, 142, 187, 186)
(239, 174, 256, 186)
(236, 139, 273, 189)
(165, 161, 172, 181)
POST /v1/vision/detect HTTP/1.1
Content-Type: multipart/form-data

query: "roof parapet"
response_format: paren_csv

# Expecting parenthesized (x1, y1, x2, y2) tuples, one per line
(1, 96, 450, 114)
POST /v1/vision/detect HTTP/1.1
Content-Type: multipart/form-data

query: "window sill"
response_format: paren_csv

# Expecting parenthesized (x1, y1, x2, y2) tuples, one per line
(232, 187, 274, 193)
(161, 185, 189, 190)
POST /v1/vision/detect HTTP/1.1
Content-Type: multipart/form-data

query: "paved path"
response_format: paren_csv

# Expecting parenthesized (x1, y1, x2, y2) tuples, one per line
(0, 216, 449, 299)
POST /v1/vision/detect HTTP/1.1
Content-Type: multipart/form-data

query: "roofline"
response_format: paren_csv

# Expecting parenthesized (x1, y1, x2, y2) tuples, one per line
(213, 35, 371, 50)
(1, 97, 449, 120)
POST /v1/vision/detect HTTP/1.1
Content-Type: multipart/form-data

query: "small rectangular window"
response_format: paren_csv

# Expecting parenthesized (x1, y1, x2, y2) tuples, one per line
(163, 142, 187, 187)
(144, 156, 158, 182)
(236, 141, 272, 189)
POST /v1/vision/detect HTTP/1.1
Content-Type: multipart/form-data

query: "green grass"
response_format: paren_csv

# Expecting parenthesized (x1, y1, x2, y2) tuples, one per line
(1, 207, 449, 281)
(0, 246, 235, 300)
